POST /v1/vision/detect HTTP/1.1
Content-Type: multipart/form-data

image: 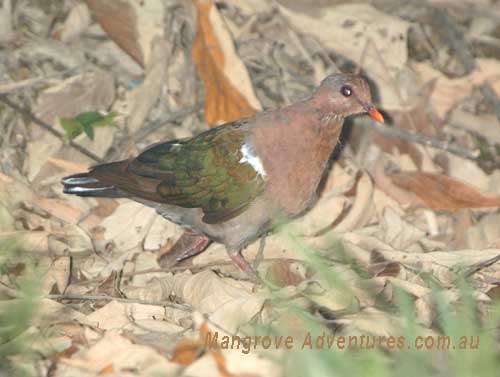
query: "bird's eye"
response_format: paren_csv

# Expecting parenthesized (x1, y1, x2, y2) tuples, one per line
(340, 85, 352, 97)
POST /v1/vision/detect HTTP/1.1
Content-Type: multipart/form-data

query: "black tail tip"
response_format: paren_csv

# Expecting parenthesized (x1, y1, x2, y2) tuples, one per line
(61, 172, 124, 198)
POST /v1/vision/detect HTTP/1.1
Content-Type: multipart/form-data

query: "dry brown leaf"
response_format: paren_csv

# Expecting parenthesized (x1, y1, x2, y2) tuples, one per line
(413, 58, 500, 118)
(84, 300, 184, 335)
(58, 331, 177, 374)
(265, 260, 305, 287)
(389, 171, 500, 211)
(333, 172, 375, 232)
(127, 37, 169, 133)
(378, 207, 426, 250)
(28, 71, 115, 181)
(292, 194, 347, 236)
(37, 198, 84, 225)
(280, 3, 409, 109)
(41, 256, 71, 294)
(170, 338, 205, 365)
(171, 322, 258, 377)
(53, 2, 91, 42)
(85, 0, 142, 66)
(192, 1, 261, 125)
(372, 132, 424, 169)
(173, 270, 264, 333)
(47, 157, 88, 174)
(98, 364, 115, 374)
(99, 202, 158, 250)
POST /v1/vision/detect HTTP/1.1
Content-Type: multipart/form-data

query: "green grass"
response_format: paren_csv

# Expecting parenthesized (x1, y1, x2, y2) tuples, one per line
(267, 226, 500, 377)
(0, 237, 41, 376)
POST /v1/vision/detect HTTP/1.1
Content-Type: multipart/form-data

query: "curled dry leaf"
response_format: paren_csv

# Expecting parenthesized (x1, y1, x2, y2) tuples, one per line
(389, 171, 500, 211)
(53, 2, 91, 42)
(57, 330, 177, 375)
(378, 207, 426, 250)
(86, 0, 165, 67)
(192, 1, 262, 125)
(172, 270, 265, 333)
(280, 3, 409, 109)
(176, 320, 277, 377)
(413, 58, 500, 118)
(84, 300, 184, 335)
(86, 0, 143, 66)
(333, 172, 375, 232)
(99, 202, 158, 250)
(377, 248, 500, 272)
(291, 194, 347, 236)
(41, 256, 71, 294)
(127, 37, 169, 133)
(28, 71, 115, 181)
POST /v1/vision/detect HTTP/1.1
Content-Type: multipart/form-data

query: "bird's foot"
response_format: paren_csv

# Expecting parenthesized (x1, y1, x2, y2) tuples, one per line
(228, 250, 263, 285)
(158, 231, 211, 268)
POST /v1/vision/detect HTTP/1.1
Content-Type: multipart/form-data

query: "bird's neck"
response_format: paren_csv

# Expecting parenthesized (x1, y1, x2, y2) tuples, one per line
(252, 101, 344, 215)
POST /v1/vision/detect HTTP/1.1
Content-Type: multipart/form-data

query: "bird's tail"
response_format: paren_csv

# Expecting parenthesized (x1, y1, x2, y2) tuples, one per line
(62, 162, 127, 198)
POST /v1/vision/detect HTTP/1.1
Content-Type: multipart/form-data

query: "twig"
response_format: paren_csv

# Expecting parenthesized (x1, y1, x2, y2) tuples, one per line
(253, 235, 267, 270)
(46, 293, 192, 311)
(71, 257, 304, 287)
(0, 76, 54, 95)
(357, 117, 480, 161)
(479, 83, 500, 123)
(464, 254, 500, 277)
(431, 8, 476, 74)
(132, 101, 203, 142)
(0, 94, 103, 162)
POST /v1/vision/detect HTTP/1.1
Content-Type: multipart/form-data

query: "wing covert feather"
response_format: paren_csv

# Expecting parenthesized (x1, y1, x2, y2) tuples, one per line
(127, 124, 266, 223)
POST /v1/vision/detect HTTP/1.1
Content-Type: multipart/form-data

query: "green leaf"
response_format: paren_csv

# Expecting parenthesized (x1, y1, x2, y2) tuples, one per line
(60, 118, 83, 140)
(82, 123, 95, 140)
(60, 111, 118, 141)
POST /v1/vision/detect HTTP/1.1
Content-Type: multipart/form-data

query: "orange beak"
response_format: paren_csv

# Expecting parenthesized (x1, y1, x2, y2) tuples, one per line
(367, 107, 384, 123)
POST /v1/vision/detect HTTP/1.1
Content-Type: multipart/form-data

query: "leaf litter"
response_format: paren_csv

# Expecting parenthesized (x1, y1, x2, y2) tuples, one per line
(1, 0, 500, 376)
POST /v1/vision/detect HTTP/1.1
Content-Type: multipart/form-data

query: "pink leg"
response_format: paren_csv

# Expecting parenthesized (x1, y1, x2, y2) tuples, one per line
(228, 249, 262, 284)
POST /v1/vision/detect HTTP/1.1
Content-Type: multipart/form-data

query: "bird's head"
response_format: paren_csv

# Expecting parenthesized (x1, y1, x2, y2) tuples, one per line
(313, 73, 384, 122)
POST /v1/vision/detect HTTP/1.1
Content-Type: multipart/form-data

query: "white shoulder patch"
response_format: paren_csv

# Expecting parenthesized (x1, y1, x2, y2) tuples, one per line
(239, 143, 267, 178)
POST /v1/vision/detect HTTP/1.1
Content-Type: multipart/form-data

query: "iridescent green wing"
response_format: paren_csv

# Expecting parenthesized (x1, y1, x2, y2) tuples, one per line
(129, 124, 265, 224)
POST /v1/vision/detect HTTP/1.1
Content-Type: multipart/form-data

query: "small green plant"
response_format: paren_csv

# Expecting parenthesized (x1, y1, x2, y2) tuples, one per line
(60, 111, 117, 141)
(0, 237, 41, 376)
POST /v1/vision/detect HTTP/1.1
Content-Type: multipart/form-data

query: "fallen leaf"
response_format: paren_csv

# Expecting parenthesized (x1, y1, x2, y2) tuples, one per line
(173, 270, 265, 333)
(99, 202, 158, 250)
(41, 256, 71, 294)
(192, 1, 262, 125)
(53, 2, 91, 42)
(413, 58, 500, 118)
(27, 71, 115, 181)
(265, 259, 305, 287)
(280, 3, 409, 110)
(333, 172, 375, 232)
(389, 171, 500, 210)
(86, 0, 165, 67)
(86, 0, 142, 66)
(59, 331, 177, 374)
(170, 338, 205, 365)
(378, 207, 426, 250)
(47, 157, 88, 174)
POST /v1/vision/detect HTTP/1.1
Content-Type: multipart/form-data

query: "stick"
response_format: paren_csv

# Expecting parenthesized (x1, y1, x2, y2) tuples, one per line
(464, 254, 500, 277)
(0, 94, 104, 162)
(479, 83, 500, 123)
(357, 117, 480, 161)
(46, 293, 192, 311)
(132, 102, 203, 142)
